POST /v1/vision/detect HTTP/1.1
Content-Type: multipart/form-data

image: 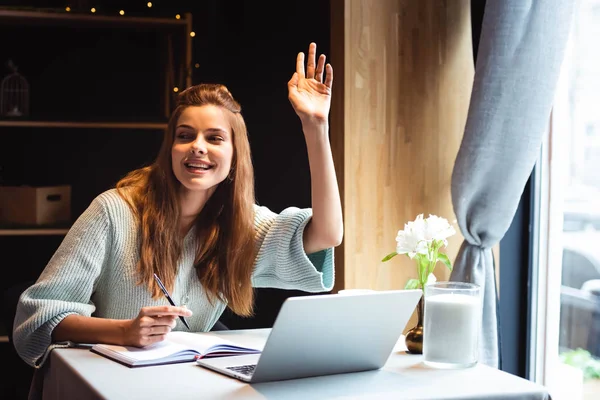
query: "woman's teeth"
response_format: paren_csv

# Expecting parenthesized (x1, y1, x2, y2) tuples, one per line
(185, 163, 211, 170)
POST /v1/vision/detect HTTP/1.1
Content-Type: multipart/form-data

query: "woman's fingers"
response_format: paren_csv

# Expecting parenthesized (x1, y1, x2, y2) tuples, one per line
(126, 308, 185, 347)
(148, 324, 174, 336)
(296, 52, 305, 78)
(315, 54, 326, 83)
(297, 43, 330, 85)
(306, 42, 317, 79)
(142, 335, 167, 346)
(138, 314, 177, 328)
(324, 63, 333, 88)
(140, 305, 192, 318)
(153, 315, 178, 328)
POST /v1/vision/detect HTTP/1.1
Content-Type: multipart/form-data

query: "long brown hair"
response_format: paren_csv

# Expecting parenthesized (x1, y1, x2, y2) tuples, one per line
(116, 83, 257, 316)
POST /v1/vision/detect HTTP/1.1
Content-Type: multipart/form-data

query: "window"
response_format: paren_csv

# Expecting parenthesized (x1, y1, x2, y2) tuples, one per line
(532, 1, 600, 399)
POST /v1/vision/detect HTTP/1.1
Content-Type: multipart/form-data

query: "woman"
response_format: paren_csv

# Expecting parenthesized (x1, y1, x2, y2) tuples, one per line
(13, 42, 343, 368)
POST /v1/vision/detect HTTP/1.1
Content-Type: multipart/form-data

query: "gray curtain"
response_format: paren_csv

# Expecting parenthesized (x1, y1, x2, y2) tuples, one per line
(450, 0, 576, 368)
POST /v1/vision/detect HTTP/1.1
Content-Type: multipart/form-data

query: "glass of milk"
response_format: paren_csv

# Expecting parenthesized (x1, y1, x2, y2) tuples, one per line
(423, 281, 482, 369)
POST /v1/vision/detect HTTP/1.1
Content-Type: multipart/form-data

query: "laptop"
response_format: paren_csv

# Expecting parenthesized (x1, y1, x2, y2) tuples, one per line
(196, 289, 422, 383)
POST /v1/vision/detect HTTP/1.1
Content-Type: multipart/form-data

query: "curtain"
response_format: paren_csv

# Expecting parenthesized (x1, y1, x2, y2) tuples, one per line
(450, 0, 576, 368)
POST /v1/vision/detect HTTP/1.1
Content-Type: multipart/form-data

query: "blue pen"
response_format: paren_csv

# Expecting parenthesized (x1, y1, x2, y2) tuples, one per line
(153, 273, 191, 330)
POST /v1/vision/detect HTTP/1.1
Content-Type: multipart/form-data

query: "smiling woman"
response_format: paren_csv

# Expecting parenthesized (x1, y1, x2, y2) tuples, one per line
(114, 83, 258, 316)
(11, 43, 343, 376)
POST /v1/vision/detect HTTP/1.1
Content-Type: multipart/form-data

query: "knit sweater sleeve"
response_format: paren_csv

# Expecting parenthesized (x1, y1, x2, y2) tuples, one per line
(12, 193, 112, 368)
(251, 205, 334, 292)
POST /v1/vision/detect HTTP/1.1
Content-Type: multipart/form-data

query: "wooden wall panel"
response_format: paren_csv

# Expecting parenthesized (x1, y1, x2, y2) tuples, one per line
(331, 0, 474, 292)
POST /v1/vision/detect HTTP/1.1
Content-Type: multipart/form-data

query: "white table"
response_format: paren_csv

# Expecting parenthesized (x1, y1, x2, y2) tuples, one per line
(40, 328, 550, 400)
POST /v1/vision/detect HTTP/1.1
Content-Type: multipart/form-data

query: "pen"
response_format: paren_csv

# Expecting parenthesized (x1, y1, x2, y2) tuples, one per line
(153, 273, 191, 330)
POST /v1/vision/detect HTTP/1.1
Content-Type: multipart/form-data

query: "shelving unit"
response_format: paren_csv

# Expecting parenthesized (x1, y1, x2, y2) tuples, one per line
(0, 9, 189, 27)
(0, 8, 193, 343)
(0, 120, 168, 129)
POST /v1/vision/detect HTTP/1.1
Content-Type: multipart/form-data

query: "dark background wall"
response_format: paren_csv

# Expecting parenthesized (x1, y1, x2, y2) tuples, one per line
(1, 0, 331, 212)
(0, 1, 331, 397)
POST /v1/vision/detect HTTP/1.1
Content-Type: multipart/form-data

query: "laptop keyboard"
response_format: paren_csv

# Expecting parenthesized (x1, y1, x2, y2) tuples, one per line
(226, 364, 256, 376)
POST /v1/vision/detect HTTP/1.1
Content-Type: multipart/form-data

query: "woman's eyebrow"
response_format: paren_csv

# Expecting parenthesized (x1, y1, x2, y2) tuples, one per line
(175, 125, 227, 135)
(176, 124, 195, 130)
(204, 128, 228, 134)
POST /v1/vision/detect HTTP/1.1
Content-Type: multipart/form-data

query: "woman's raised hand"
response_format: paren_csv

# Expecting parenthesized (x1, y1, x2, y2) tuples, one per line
(287, 42, 333, 125)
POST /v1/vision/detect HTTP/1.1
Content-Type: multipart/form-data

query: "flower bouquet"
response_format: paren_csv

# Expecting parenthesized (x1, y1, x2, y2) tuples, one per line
(382, 213, 456, 354)
(382, 214, 456, 290)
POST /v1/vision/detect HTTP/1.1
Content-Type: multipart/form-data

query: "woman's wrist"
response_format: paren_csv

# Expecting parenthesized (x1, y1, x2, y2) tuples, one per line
(117, 319, 132, 345)
(302, 121, 329, 140)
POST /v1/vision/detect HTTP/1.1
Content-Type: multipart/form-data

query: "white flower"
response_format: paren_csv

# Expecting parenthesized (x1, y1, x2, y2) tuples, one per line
(395, 214, 428, 257)
(395, 214, 456, 257)
(383, 213, 456, 291)
(423, 214, 456, 246)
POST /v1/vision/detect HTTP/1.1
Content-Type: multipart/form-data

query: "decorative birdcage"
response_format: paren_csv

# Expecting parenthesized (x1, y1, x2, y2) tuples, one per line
(1, 60, 30, 117)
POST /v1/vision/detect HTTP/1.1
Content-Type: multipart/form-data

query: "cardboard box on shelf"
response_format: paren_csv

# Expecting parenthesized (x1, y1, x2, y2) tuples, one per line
(0, 185, 71, 226)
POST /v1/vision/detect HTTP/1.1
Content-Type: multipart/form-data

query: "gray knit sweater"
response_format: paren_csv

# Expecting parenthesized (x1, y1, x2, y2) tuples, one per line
(13, 189, 334, 368)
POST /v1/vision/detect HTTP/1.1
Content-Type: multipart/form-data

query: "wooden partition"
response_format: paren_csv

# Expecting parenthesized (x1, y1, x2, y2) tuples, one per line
(330, 0, 474, 293)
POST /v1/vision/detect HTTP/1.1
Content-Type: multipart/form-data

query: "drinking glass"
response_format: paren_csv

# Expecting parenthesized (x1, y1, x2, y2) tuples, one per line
(423, 281, 482, 369)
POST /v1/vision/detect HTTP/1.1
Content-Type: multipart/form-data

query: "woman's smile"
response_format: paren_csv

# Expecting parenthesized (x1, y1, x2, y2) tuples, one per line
(183, 158, 215, 174)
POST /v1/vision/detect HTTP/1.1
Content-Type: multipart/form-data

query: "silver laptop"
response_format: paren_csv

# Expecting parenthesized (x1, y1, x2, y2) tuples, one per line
(196, 289, 422, 383)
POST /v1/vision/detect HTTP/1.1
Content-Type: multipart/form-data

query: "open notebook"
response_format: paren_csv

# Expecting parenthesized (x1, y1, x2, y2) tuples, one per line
(91, 331, 261, 368)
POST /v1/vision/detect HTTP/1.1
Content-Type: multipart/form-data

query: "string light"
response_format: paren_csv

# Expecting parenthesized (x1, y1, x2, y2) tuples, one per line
(173, 87, 179, 93)
(60, 6, 199, 82)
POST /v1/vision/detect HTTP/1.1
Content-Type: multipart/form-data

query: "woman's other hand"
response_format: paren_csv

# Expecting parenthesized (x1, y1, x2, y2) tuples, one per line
(124, 305, 192, 347)
(287, 42, 333, 126)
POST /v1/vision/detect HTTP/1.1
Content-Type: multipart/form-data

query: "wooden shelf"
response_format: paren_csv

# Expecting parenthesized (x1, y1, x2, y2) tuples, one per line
(0, 228, 70, 236)
(0, 8, 189, 29)
(0, 120, 168, 130)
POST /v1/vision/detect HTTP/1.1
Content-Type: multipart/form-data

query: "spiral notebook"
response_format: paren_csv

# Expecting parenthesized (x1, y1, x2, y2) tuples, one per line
(91, 331, 261, 368)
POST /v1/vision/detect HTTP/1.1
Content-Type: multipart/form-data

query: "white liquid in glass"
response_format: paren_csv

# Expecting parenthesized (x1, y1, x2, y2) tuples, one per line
(423, 293, 481, 367)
